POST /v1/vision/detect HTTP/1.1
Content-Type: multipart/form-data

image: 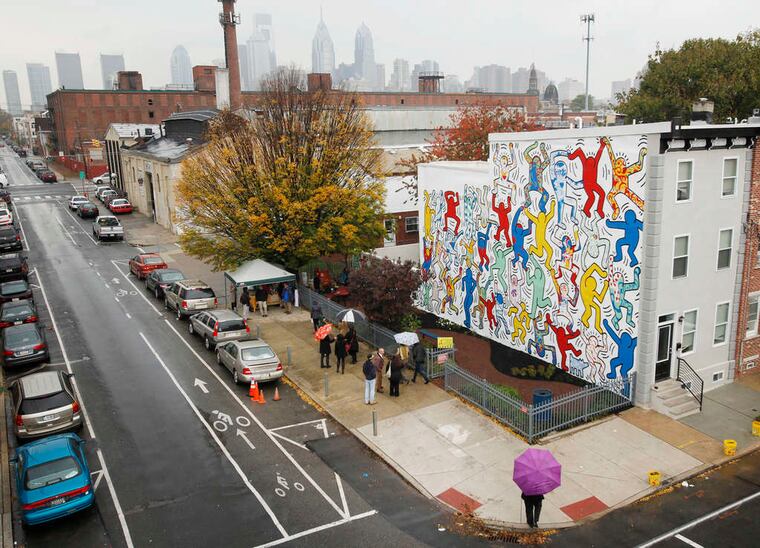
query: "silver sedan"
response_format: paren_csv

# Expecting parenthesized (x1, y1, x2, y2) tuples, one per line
(216, 339, 283, 385)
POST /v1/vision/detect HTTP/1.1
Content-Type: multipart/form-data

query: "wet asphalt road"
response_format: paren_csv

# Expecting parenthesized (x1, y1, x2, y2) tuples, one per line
(0, 149, 495, 548)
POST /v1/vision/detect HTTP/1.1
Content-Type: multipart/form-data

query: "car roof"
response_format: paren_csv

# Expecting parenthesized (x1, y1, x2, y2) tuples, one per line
(1, 299, 34, 311)
(206, 309, 242, 321)
(4, 322, 39, 335)
(18, 433, 80, 462)
(178, 279, 210, 289)
(19, 371, 63, 398)
(234, 339, 272, 350)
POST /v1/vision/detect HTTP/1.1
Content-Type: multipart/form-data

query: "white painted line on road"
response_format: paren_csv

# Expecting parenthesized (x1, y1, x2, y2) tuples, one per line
(55, 217, 79, 246)
(269, 432, 309, 452)
(138, 332, 288, 538)
(126, 313, 132, 319)
(194, 378, 209, 393)
(14, 204, 30, 251)
(114, 297, 120, 303)
(637, 490, 760, 547)
(110, 260, 162, 316)
(254, 510, 378, 548)
(335, 474, 349, 518)
(34, 267, 135, 548)
(269, 418, 326, 432)
(105, 282, 110, 288)
(96, 271, 101, 277)
(60, 203, 99, 245)
(674, 534, 704, 548)
(321, 419, 329, 439)
(92, 470, 104, 491)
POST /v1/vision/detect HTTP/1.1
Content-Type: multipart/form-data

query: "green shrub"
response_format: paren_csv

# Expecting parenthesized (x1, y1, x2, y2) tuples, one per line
(399, 312, 422, 332)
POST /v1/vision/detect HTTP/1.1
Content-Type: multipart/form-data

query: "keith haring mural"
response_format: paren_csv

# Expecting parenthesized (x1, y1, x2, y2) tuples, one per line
(417, 135, 647, 391)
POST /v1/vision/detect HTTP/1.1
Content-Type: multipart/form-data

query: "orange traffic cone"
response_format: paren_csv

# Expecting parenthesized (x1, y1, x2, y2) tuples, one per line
(258, 388, 266, 404)
(249, 379, 259, 400)
(273, 387, 281, 401)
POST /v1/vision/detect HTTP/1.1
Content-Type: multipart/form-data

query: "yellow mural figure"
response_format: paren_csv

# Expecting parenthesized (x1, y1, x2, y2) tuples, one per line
(508, 303, 531, 344)
(459, 236, 476, 266)
(441, 268, 463, 314)
(525, 199, 556, 269)
(602, 136, 647, 219)
(423, 190, 436, 239)
(580, 263, 609, 333)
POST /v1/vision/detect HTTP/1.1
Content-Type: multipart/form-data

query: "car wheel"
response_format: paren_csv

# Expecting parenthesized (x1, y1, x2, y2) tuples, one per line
(154, 287, 160, 299)
(176, 307, 182, 321)
(188, 322, 194, 334)
(204, 335, 212, 350)
(233, 369, 239, 384)
(164, 298, 169, 310)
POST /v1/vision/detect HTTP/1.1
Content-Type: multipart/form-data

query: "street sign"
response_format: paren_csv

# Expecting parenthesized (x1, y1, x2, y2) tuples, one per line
(79, 171, 85, 181)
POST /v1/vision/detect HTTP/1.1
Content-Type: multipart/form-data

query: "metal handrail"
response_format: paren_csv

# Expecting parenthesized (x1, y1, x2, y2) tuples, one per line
(676, 357, 704, 411)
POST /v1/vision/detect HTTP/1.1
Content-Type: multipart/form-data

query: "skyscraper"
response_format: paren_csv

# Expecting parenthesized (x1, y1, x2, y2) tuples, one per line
(170, 45, 193, 88)
(311, 11, 335, 76)
(610, 78, 632, 103)
(474, 65, 511, 92)
(238, 44, 251, 91)
(247, 13, 277, 91)
(2, 70, 22, 116)
(100, 53, 125, 89)
(26, 63, 52, 111)
(557, 77, 585, 102)
(389, 58, 409, 91)
(375, 63, 385, 91)
(55, 52, 84, 89)
(443, 74, 463, 93)
(354, 23, 376, 90)
(410, 60, 439, 91)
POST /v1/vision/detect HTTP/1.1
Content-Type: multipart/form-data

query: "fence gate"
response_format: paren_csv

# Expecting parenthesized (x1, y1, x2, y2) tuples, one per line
(425, 347, 457, 379)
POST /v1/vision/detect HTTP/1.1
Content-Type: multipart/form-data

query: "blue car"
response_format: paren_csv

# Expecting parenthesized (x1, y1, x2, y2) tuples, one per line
(14, 433, 95, 525)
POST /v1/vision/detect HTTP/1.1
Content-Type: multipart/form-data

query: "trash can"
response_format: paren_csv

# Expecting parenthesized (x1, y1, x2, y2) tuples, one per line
(723, 439, 737, 456)
(648, 471, 661, 486)
(533, 389, 553, 423)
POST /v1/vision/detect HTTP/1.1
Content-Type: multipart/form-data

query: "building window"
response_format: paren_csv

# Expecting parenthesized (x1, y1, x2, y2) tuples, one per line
(383, 218, 396, 246)
(673, 235, 689, 278)
(712, 371, 724, 382)
(676, 160, 693, 202)
(717, 228, 733, 270)
(722, 158, 737, 197)
(148, 111, 155, 119)
(400, 99, 404, 105)
(405, 216, 419, 233)
(747, 294, 759, 338)
(713, 302, 730, 345)
(681, 309, 697, 353)
(147, 99, 154, 106)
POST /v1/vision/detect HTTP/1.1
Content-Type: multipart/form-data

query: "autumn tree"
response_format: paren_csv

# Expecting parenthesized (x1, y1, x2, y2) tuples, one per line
(176, 68, 386, 271)
(617, 30, 760, 122)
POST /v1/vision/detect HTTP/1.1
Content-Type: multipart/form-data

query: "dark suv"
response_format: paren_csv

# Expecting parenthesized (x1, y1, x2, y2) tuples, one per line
(0, 253, 28, 282)
(0, 226, 22, 252)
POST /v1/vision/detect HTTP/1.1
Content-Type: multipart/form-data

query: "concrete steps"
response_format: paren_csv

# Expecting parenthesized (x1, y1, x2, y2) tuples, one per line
(651, 379, 701, 420)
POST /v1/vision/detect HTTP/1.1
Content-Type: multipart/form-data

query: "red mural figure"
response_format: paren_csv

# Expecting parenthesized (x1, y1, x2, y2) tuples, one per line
(568, 140, 607, 219)
(546, 313, 582, 371)
(484, 292, 498, 331)
(443, 191, 461, 234)
(491, 190, 512, 245)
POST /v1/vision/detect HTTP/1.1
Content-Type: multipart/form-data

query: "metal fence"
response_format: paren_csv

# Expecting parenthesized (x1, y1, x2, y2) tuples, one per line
(444, 362, 636, 443)
(425, 347, 457, 380)
(297, 284, 399, 354)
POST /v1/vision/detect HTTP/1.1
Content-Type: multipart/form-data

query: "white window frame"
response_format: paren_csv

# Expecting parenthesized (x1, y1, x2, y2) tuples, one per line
(681, 309, 698, 355)
(721, 156, 738, 198)
(712, 371, 724, 383)
(672, 234, 690, 279)
(716, 227, 733, 271)
(675, 159, 694, 203)
(404, 215, 419, 233)
(713, 301, 731, 347)
(746, 293, 760, 339)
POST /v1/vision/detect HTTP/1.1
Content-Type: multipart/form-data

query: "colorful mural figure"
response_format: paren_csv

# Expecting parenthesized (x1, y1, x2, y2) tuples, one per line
(419, 135, 647, 393)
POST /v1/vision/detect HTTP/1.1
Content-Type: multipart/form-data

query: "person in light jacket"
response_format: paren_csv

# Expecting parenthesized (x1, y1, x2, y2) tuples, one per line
(371, 348, 386, 393)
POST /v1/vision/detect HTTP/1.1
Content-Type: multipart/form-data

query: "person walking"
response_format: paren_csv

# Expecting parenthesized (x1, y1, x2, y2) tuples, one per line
(389, 352, 404, 397)
(240, 286, 251, 320)
(346, 326, 359, 364)
(281, 283, 293, 314)
(255, 286, 268, 317)
(335, 333, 347, 374)
(319, 333, 334, 368)
(521, 493, 544, 528)
(313, 270, 321, 293)
(411, 342, 429, 384)
(371, 348, 386, 393)
(362, 354, 377, 405)
(311, 302, 323, 331)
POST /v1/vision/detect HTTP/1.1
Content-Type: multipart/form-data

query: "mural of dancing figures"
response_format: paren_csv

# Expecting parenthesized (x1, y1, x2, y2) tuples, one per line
(417, 134, 648, 393)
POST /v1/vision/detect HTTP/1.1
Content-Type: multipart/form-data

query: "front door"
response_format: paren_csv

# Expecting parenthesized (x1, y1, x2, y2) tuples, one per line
(655, 320, 674, 380)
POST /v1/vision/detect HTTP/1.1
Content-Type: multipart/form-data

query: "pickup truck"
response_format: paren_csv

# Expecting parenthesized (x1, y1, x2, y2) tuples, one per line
(92, 216, 124, 241)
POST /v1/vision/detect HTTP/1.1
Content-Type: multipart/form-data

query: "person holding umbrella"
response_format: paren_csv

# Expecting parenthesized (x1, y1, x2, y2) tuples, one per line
(513, 448, 562, 529)
(521, 492, 544, 528)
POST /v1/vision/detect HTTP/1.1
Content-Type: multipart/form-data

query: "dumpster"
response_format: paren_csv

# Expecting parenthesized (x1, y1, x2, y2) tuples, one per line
(533, 389, 553, 423)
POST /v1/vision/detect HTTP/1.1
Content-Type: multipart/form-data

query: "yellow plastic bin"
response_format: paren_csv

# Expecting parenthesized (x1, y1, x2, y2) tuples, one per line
(723, 439, 737, 456)
(753, 421, 760, 437)
(648, 471, 661, 486)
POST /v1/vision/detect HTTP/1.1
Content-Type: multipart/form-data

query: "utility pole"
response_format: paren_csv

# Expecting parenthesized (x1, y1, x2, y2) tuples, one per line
(581, 13, 595, 112)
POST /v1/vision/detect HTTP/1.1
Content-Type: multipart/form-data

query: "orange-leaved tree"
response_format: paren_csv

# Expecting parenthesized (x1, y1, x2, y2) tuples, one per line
(176, 68, 386, 271)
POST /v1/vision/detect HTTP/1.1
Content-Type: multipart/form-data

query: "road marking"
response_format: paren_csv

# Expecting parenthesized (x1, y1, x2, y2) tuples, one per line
(60, 203, 99, 245)
(674, 534, 704, 548)
(125, 313, 132, 319)
(270, 432, 309, 452)
(55, 217, 79, 246)
(636, 490, 760, 547)
(335, 474, 349, 517)
(14, 202, 30, 251)
(110, 260, 162, 316)
(35, 267, 135, 548)
(236, 428, 256, 450)
(92, 470, 104, 491)
(253, 510, 377, 548)
(138, 332, 288, 538)
(321, 419, 329, 439)
(194, 378, 209, 393)
(114, 297, 120, 303)
(269, 418, 326, 432)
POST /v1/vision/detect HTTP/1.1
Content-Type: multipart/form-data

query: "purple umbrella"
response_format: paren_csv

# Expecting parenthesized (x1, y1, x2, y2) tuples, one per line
(513, 448, 562, 496)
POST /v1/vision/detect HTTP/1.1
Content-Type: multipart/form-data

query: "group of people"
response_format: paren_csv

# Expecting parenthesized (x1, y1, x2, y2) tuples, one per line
(317, 324, 360, 373)
(361, 342, 428, 405)
(240, 282, 295, 319)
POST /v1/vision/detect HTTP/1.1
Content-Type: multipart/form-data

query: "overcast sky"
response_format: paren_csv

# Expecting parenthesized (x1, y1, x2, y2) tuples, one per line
(1, 0, 757, 110)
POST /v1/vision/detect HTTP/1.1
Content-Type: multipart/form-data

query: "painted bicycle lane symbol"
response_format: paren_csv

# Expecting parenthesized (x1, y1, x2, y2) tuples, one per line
(211, 410, 251, 432)
(275, 473, 304, 498)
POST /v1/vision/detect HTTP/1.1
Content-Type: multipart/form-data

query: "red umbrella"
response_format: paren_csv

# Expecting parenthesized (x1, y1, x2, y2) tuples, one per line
(314, 323, 333, 341)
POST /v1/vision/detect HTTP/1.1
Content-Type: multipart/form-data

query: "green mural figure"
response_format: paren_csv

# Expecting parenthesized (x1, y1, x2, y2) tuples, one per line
(490, 241, 511, 294)
(527, 255, 552, 317)
(610, 266, 641, 329)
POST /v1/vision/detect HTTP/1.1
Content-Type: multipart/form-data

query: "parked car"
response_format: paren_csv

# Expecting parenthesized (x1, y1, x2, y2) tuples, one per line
(10, 370, 83, 439)
(189, 309, 250, 350)
(38, 171, 57, 183)
(164, 280, 217, 320)
(76, 202, 99, 219)
(0, 299, 38, 329)
(13, 433, 94, 526)
(92, 216, 123, 242)
(0, 253, 29, 282)
(0, 226, 22, 252)
(92, 172, 117, 185)
(145, 269, 185, 299)
(0, 173, 8, 188)
(0, 279, 33, 304)
(99, 190, 117, 203)
(17, 149, 26, 158)
(108, 198, 132, 214)
(129, 253, 167, 280)
(0, 189, 11, 205)
(216, 339, 283, 384)
(1, 323, 49, 367)
(102, 193, 120, 208)
(0, 207, 13, 227)
(68, 196, 89, 211)
(94, 186, 111, 200)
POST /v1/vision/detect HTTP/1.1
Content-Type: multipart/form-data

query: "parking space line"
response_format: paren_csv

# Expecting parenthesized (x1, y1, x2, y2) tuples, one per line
(111, 260, 162, 316)
(253, 510, 377, 548)
(269, 419, 325, 432)
(60, 204, 99, 245)
(674, 534, 704, 548)
(13, 204, 29, 251)
(269, 432, 309, 452)
(55, 217, 79, 246)
(138, 332, 288, 538)
(335, 474, 349, 518)
(35, 267, 135, 548)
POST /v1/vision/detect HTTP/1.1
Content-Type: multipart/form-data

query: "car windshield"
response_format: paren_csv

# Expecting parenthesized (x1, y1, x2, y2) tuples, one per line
(143, 257, 164, 265)
(1, 280, 27, 294)
(219, 319, 246, 332)
(241, 346, 275, 361)
(25, 457, 81, 490)
(72, 197, 86, 202)
(1, 303, 33, 320)
(112, 200, 127, 205)
(185, 288, 215, 299)
(5, 327, 40, 347)
(20, 390, 73, 415)
(98, 218, 119, 227)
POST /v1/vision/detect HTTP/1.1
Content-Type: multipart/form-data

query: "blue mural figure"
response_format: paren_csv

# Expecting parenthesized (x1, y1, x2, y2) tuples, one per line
(511, 207, 532, 269)
(527, 255, 552, 317)
(527, 316, 557, 365)
(610, 266, 640, 329)
(523, 142, 550, 212)
(476, 223, 493, 272)
(603, 319, 637, 379)
(606, 210, 643, 266)
(490, 241, 510, 293)
(461, 266, 478, 328)
(549, 150, 581, 228)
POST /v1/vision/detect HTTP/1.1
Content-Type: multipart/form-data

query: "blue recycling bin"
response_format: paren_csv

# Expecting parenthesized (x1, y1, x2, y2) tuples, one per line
(533, 389, 553, 423)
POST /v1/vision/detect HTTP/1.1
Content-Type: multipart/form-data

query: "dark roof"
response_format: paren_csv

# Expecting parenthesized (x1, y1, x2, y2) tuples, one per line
(163, 109, 219, 123)
(127, 137, 203, 162)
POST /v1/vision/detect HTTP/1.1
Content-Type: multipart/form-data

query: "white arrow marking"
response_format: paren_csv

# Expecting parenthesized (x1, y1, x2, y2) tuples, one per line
(194, 378, 209, 394)
(236, 429, 256, 450)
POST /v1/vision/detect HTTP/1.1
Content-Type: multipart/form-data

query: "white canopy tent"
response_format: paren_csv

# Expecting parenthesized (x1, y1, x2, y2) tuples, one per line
(224, 259, 297, 310)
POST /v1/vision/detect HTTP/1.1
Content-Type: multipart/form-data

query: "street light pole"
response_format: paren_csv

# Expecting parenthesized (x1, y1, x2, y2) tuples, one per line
(581, 13, 595, 112)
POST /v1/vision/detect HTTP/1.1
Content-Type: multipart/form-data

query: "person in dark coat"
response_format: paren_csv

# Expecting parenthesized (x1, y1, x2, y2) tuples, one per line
(319, 333, 334, 368)
(240, 286, 251, 320)
(371, 348, 386, 393)
(255, 285, 268, 316)
(411, 342, 429, 384)
(362, 354, 377, 405)
(311, 302, 323, 331)
(313, 270, 321, 293)
(521, 493, 544, 528)
(389, 353, 404, 397)
(334, 333, 347, 374)
(346, 326, 359, 364)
